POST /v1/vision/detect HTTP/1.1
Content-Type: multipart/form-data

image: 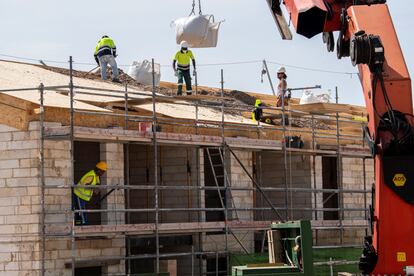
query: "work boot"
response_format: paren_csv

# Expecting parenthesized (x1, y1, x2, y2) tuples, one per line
(112, 78, 121, 83)
(186, 90, 193, 96)
(177, 85, 183, 96)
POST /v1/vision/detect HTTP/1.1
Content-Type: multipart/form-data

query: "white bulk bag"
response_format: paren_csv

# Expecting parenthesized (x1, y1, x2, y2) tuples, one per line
(300, 90, 317, 104)
(127, 60, 161, 86)
(315, 93, 331, 103)
(300, 90, 331, 104)
(172, 15, 222, 48)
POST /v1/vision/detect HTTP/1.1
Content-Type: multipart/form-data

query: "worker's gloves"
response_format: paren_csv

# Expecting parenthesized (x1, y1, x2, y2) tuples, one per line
(94, 56, 99, 65)
(193, 70, 197, 77)
(174, 70, 179, 77)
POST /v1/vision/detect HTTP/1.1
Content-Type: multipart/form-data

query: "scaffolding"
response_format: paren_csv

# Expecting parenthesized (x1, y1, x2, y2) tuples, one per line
(0, 57, 371, 275)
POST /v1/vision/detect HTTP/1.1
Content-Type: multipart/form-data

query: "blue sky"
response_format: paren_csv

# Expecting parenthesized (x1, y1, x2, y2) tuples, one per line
(0, 0, 412, 105)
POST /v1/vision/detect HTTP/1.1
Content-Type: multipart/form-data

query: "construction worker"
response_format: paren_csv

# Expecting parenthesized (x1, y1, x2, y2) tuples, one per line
(172, 41, 196, 96)
(276, 67, 290, 126)
(276, 67, 288, 107)
(94, 35, 120, 82)
(72, 161, 107, 225)
(252, 99, 263, 122)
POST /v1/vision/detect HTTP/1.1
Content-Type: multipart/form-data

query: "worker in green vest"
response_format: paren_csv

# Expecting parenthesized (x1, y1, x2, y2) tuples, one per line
(72, 161, 107, 225)
(172, 41, 196, 96)
(94, 35, 120, 82)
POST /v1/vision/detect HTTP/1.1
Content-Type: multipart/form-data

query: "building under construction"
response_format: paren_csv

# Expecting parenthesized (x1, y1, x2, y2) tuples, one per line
(0, 59, 373, 275)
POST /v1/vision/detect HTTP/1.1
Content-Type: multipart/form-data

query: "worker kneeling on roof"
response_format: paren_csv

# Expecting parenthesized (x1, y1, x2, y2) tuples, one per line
(94, 35, 120, 83)
(72, 161, 107, 225)
(173, 41, 196, 96)
(252, 99, 263, 122)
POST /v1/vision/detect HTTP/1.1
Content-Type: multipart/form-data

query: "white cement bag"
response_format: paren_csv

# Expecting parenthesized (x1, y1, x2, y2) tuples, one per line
(128, 60, 161, 86)
(315, 93, 331, 103)
(300, 90, 317, 104)
(172, 15, 222, 48)
(300, 90, 331, 104)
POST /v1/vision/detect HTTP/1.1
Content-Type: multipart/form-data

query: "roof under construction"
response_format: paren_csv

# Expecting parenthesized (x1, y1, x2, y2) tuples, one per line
(0, 59, 367, 152)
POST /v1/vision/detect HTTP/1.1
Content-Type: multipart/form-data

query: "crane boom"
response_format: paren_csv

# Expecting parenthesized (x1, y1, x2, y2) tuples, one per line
(269, 0, 414, 274)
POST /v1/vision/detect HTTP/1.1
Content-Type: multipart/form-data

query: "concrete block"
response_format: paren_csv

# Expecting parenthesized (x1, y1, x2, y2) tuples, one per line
(5, 214, 39, 224)
(45, 240, 69, 251)
(0, 124, 18, 132)
(0, 159, 19, 169)
(12, 168, 33, 178)
(6, 141, 38, 150)
(11, 132, 31, 141)
(0, 133, 12, 141)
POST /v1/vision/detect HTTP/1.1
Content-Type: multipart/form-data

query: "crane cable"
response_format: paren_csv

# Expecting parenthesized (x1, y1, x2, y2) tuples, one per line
(189, 0, 203, 16)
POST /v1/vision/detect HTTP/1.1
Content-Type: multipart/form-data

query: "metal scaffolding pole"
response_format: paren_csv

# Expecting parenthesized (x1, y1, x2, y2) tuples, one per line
(220, 69, 230, 275)
(335, 87, 344, 245)
(151, 58, 160, 274)
(281, 83, 289, 220)
(124, 82, 132, 274)
(69, 56, 76, 276)
(39, 83, 45, 276)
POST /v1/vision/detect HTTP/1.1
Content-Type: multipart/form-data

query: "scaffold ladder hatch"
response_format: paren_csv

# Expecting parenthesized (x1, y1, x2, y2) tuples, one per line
(206, 147, 255, 255)
(205, 147, 239, 221)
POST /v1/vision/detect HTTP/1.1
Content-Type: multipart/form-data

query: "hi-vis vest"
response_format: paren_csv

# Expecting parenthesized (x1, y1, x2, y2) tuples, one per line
(174, 50, 195, 70)
(74, 170, 100, 201)
(94, 37, 116, 58)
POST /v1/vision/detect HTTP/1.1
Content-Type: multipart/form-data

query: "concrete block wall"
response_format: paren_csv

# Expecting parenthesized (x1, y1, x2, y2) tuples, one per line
(341, 157, 373, 244)
(0, 123, 41, 276)
(255, 152, 313, 221)
(128, 145, 199, 224)
(159, 146, 198, 223)
(0, 122, 126, 275)
(43, 139, 126, 275)
(313, 155, 374, 245)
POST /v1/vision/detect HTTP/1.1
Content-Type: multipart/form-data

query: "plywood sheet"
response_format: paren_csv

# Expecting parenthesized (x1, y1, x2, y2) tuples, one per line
(3, 90, 107, 112)
(0, 60, 152, 103)
(135, 102, 258, 125)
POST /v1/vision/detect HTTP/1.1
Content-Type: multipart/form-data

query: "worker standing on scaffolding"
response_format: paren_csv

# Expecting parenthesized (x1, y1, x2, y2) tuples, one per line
(72, 162, 107, 225)
(276, 67, 290, 126)
(94, 35, 120, 83)
(173, 41, 196, 96)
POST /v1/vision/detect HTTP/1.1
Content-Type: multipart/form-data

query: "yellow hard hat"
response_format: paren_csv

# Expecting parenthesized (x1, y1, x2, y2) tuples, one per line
(255, 99, 262, 106)
(96, 161, 108, 171)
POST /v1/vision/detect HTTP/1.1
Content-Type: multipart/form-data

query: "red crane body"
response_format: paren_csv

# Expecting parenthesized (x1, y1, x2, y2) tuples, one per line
(269, 0, 414, 273)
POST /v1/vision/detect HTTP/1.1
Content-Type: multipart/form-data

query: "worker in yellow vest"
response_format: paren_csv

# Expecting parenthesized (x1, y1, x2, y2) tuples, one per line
(172, 41, 196, 96)
(94, 35, 120, 82)
(252, 99, 263, 122)
(72, 161, 107, 225)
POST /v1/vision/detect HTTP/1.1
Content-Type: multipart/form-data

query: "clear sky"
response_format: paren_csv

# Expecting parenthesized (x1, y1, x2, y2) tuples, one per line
(0, 0, 412, 105)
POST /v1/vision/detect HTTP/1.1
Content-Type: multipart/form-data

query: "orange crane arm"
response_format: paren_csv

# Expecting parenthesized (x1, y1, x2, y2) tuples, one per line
(269, 0, 414, 274)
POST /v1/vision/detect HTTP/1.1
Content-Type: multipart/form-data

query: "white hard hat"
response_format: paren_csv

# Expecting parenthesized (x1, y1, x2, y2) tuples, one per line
(278, 67, 287, 74)
(180, 41, 189, 48)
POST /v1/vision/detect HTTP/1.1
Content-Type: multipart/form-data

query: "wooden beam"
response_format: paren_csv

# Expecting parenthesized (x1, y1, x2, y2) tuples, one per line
(72, 221, 273, 236)
(46, 220, 368, 237)
(65, 259, 120, 269)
